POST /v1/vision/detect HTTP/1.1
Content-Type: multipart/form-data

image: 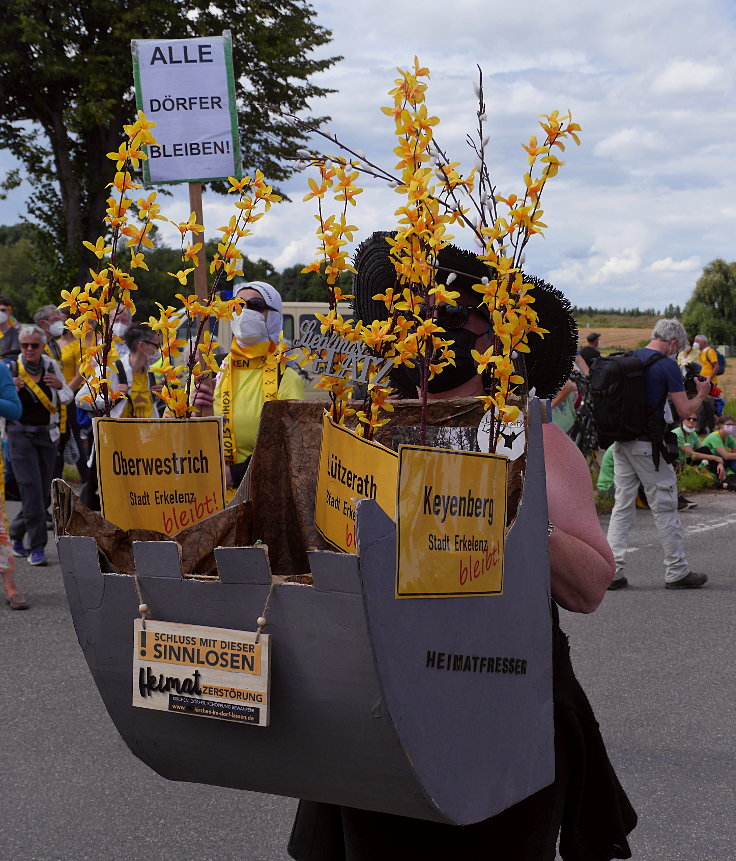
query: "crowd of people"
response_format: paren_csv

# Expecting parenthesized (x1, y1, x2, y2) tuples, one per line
(3, 252, 645, 857)
(555, 322, 734, 593)
(0, 284, 304, 610)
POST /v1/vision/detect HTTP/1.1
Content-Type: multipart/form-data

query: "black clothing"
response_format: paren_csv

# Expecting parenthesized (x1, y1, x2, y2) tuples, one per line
(17, 380, 53, 426)
(289, 606, 636, 861)
(0, 326, 20, 359)
(580, 345, 601, 366)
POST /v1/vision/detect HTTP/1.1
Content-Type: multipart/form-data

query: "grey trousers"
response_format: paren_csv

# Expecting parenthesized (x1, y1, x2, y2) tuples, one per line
(607, 439, 689, 583)
(7, 424, 57, 551)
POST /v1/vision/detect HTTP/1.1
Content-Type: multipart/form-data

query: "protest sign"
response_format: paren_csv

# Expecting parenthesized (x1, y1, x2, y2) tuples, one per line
(133, 620, 270, 726)
(94, 417, 226, 535)
(132, 34, 241, 183)
(315, 414, 398, 552)
(396, 446, 508, 598)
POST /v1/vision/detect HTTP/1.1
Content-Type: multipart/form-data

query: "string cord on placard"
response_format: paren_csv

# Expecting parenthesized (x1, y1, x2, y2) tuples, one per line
(255, 581, 276, 644)
(133, 570, 151, 630)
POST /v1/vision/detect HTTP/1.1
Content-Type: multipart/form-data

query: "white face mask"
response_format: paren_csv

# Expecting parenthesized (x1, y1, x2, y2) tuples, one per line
(145, 350, 161, 369)
(49, 320, 65, 338)
(232, 308, 269, 345)
(0, 311, 8, 325)
(724, 424, 735, 435)
(113, 322, 130, 338)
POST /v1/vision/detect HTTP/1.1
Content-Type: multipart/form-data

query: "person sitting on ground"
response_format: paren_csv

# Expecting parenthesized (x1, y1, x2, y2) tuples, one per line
(596, 446, 615, 499)
(193, 281, 304, 490)
(674, 412, 726, 484)
(697, 415, 736, 489)
(0, 296, 20, 360)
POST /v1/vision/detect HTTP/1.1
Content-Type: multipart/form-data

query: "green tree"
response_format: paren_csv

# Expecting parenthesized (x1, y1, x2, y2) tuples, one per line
(278, 263, 352, 301)
(682, 259, 736, 344)
(0, 0, 339, 292)
(0, 222, 47, 317)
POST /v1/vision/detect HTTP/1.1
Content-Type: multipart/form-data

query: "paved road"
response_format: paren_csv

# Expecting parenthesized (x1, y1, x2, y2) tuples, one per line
(1, 493, 734, 860)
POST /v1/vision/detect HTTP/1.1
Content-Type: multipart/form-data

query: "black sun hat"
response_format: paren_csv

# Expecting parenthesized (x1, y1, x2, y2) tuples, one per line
(352, 232, 578, 399)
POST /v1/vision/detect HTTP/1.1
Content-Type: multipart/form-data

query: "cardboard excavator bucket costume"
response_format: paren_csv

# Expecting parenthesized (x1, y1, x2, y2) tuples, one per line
(53, 233, 635, 854)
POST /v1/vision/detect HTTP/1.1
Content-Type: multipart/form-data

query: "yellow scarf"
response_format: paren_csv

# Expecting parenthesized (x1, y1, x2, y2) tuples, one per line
(19, 361, 59, 417)
(220, 339, 279, 466)
(43, 345, 67, 433)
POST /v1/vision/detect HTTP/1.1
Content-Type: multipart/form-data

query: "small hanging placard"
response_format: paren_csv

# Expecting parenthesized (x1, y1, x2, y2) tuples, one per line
(133, 619, 270, 726)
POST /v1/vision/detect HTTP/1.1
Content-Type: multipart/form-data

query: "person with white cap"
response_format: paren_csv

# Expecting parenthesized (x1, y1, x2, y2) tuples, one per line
(194, 281, 304, 488)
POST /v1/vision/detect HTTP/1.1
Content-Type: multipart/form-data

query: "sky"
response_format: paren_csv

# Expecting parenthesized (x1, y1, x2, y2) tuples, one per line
(1, 0, 736, 311)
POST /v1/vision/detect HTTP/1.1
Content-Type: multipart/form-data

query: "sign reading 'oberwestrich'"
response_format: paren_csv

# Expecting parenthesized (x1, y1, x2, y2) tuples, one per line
(95, 416, 226, 535)
(131, 34, 241, 183)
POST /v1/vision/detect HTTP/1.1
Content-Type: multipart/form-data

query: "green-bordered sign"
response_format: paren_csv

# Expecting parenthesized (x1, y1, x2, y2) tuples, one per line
(131, 34, 241, 184)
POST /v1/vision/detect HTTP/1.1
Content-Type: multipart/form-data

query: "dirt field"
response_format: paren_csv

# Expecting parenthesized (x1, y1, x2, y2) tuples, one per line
(578, 327, 735, 400)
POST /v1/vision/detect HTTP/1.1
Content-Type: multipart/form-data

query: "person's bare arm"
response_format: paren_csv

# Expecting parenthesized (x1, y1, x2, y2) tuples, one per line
(714, 443, 736, 463)
(543, 422, 614, 613)
(670, 376, 711, 419)
(550, 378, 576, 409)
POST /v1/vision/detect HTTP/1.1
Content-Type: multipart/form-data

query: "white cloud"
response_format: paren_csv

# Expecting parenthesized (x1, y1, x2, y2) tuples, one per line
(591, 249, 643, 283)
(650, 61, 722, 95)
(648, 256, 701, 273)
(593, 128, 666, 159)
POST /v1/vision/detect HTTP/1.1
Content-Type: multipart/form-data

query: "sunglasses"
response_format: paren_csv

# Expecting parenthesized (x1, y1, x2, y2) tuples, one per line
(19, 343, 42, 350)
(417, 302, 488, 331)
(238, 297, 274, 314)
(684, 417, 698, 422)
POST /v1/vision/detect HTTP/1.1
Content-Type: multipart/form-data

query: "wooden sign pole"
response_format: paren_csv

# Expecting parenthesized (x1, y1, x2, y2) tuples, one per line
(188, 180, 215, 416)
(188, 181, 208, 302)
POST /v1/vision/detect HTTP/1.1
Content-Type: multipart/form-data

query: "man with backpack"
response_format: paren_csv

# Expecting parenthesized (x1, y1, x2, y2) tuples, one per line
(596, 318, 711, 590)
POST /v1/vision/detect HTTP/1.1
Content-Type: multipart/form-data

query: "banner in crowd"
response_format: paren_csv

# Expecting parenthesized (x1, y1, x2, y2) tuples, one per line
(315, 414, 398, 553)
(95, 417, 226, 535)
(132, 34, 241, 183)
(396, 446, 508, 598)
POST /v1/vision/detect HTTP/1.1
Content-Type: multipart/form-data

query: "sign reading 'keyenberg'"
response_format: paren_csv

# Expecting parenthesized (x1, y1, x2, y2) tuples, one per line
(396, 446, 508, 598)
(95, 417, 226, 535)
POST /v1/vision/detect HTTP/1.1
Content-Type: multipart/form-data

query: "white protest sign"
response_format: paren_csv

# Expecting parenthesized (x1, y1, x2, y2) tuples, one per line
(132, 34, 241, 183)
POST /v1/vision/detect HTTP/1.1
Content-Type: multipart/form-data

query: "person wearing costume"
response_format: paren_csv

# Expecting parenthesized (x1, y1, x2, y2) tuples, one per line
(0, 362, 24, 608)
(288, 236, 637, 861)
(194, 281, 304, 489)
(7, 324, 73, 567)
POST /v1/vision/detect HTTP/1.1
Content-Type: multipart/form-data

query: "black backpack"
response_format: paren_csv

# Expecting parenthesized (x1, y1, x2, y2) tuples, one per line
(588, 351, 666, 450)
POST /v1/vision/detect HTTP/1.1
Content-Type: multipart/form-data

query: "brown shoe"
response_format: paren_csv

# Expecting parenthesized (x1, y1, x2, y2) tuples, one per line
(7, 593, 29, 610)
